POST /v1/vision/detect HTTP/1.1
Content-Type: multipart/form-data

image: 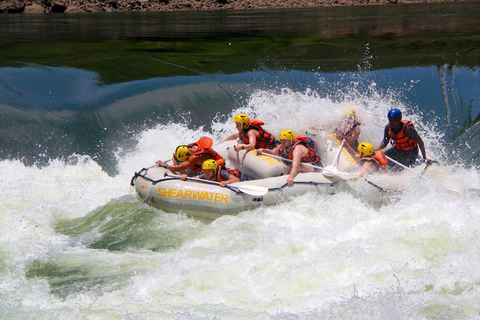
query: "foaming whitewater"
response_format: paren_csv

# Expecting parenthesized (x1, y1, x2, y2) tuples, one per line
(2, 83, 480, 319)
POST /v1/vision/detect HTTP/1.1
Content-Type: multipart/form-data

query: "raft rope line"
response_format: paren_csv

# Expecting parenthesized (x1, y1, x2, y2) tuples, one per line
(130, 167, 172, 186)
(130, 167, 394, 194)
(131, 168, 339, 195)
(131, 168, 399, 197)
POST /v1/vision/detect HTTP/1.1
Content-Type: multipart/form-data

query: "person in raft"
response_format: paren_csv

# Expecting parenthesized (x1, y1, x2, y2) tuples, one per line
(378, 108, 431, 167)
(180, 159, 247, 187)
(257, 130, 322, 185)
(222, 114, 277, 152)
(156, 136, 224, 177)
(334, 106, 361, 151)
(344, 141, 388, 178)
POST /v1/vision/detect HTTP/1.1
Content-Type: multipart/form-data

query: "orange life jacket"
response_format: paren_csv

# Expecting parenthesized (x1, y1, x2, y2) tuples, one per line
(187, 136, 213, 149)
(359, 150, 388, 170)
(388, 120, 418, 151)
(279, 135, 321, 166)
(189, 148, 224, 172)
(240, 119, 276, 149)
(214, 159, 242, 181)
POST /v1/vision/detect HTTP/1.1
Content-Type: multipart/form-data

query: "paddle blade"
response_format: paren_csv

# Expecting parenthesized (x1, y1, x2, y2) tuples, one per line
(322, 167, 343, 182)
(235, 185, 269, 196)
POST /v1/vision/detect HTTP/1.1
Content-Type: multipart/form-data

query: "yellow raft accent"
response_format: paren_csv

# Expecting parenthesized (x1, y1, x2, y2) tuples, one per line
(327, 132, 358, 165)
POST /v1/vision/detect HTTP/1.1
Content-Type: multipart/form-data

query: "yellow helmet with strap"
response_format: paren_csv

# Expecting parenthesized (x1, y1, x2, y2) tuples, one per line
(358, 142, 374, 158)
(279, 130, 295, 144)
(343, 106, 356, 118)
(174, 145, 190, 162)
(202, 159, 218, 173)
(233, 114, 250, 129)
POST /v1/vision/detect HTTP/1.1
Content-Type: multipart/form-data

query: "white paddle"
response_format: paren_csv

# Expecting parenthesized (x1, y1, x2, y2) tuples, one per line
(321, 140, 345, 182)
(262, 152, 353, 181)
(384, 156, 430, 180)
(385, 155, 461, 194)
(164, 173, 268, 197)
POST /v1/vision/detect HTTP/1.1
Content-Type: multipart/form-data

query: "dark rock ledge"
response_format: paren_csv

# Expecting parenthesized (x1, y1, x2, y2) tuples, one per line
(0, 0, 469, 14)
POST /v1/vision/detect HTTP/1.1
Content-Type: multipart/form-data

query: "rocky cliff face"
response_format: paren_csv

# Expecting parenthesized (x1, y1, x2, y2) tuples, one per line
(0, 0, 465, 14)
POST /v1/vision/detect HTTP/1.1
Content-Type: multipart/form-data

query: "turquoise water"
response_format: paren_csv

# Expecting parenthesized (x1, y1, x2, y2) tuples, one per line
(1, 3, 480, 319)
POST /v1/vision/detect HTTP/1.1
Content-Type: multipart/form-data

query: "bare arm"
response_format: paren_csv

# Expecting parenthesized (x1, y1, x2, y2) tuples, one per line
(343, 139, 360, 161)
(286, 146, 306, 185)
(358, 162, 376, 177)
(157, 154, 204, 173)
(257, 146, 280, 156)
(220, 174, 241, 187)
(416, 137, 431, 163)
(336, 125, 360, 147)
(222, 132, 240, 143)
(234, 130, 258, 152)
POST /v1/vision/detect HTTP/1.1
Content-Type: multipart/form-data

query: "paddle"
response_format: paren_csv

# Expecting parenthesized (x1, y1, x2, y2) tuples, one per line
(384, 156, 430, 180)
(164, 173, 269, 197)
(321, 140, 345, 181)
(385, 155, 460, 194)
(262, 152, 353, 180)
(331, 140, 344, 170)
(258, 146, 391, 191)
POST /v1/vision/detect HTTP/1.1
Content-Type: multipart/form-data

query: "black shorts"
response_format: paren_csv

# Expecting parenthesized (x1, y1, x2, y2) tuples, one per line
(385, 146, 419, 167)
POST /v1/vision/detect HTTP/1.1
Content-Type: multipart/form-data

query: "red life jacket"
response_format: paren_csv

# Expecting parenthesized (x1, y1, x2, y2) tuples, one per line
(359, 150, 388, 171)
(240, 119, 276, 149)
(388, 120, 418, 151)
(279, 135, 321, 166)
(214, 159, 242, 181)
(189, 148, 224, 172)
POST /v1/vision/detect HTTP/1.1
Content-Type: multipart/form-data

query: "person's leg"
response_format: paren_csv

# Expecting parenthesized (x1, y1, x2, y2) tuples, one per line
(385, 147, 419, 167)
(404, 146, 419, 167)
(385, 148, 402, 168)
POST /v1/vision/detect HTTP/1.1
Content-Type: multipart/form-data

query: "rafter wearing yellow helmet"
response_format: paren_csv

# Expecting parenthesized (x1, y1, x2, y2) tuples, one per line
(335, 106, 361, 151)
(179, 159, 244, 187)
(257, 130, 321, 186)
(222, 114, 277, 152)
(156, 137, 223, 177)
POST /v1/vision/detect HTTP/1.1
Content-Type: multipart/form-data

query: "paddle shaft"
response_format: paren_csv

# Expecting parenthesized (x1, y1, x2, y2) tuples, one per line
(385, 155, 429, 180)
(263, 143, 345, 175)
(331, 140, 345, 171)
(264, 153, 327, 172)
(263, 146, 390, 189)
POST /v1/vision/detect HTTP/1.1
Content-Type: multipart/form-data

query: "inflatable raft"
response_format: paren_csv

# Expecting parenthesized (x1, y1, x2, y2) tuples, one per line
(131, 130, 436, 218)
(212, 130, 358, 180)
(131, 166, 336, 219)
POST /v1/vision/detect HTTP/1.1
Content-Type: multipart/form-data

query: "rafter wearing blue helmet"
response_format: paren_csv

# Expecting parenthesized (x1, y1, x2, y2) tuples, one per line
(379, 109, 431, 167)
(387, 108, 402, 119)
